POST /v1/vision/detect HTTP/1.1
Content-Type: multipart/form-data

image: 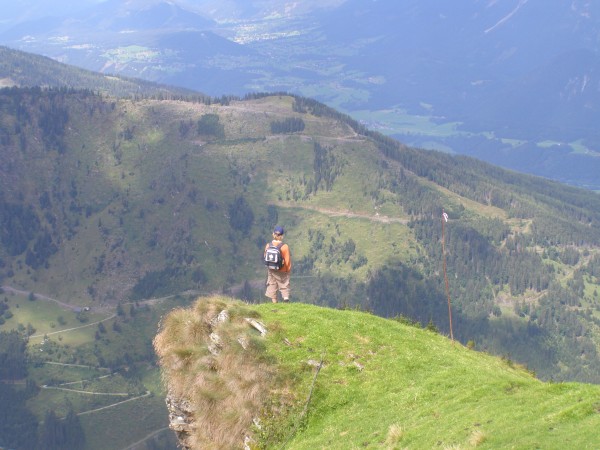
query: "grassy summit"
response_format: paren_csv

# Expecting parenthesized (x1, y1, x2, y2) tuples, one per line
(155, 296, 600, 449)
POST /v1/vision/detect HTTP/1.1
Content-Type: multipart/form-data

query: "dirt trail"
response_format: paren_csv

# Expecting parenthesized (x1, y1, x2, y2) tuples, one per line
(29, 313, 117, 339)
(1, 285, 81, 311)
(273, 202, 410, 224)
(121, 427, 171, 450)
(41, 386, 130, 396)
(76, 391, 152, 416)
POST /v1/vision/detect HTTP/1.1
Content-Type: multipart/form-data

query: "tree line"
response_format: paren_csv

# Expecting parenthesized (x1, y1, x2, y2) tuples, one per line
(270, 117, 305, 134)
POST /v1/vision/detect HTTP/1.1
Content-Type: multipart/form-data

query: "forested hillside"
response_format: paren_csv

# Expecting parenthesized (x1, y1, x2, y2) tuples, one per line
(1, 86, 600, 390)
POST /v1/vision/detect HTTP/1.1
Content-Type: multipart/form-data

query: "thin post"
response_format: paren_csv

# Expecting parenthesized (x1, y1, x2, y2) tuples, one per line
(442, 210, 454, 343)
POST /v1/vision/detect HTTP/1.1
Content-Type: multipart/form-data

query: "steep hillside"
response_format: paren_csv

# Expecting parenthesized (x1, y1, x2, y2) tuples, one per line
(155, 296, 600, 449)
(1, 88, 600, 386)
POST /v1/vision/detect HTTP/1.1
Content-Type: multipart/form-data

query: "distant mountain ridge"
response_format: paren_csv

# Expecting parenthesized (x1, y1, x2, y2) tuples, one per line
(0, 45, 199, 97)
(87, 0, 216, 31)
(2, 0, 600, 189)
(319, 0, 600, 129)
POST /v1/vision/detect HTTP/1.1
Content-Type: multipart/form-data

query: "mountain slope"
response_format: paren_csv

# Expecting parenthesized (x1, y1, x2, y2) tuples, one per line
(7, 0, 600, 138)
(155, 296, 600, 449)
(0, 45, 199, 97)
(3, 1, 600, 189)
(318, 0, 600, 128)
(1, 86, 600, 385)
(0, 0, 254, 95)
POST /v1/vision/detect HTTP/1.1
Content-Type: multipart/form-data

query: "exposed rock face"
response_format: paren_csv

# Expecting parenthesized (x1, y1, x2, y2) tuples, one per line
(164, 309, 237, 448)
(166, 395, 194, 450)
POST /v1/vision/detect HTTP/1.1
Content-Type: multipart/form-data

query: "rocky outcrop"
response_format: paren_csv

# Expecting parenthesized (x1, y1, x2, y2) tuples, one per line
(155, 297, 271, 449)
(166, 395, 194, 449)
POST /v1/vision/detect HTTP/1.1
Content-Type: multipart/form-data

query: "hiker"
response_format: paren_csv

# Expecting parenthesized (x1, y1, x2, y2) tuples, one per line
(264, 225, 292, 303)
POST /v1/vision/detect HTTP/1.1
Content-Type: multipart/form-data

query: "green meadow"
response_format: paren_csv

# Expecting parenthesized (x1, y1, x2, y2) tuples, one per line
(251, 301, 600, 449)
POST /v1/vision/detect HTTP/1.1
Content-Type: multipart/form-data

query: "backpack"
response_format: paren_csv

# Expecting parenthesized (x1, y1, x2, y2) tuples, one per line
(264, 242, 284, 270)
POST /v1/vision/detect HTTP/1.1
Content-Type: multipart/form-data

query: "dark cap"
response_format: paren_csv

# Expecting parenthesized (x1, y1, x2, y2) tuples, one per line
(273, 225, 284, 235)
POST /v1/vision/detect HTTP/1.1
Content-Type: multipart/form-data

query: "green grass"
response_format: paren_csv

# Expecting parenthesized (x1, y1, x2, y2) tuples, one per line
(249, 301, 600, 449)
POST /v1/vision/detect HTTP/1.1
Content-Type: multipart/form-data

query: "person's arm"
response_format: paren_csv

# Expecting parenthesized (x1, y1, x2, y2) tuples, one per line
(281, 244, 292, 272)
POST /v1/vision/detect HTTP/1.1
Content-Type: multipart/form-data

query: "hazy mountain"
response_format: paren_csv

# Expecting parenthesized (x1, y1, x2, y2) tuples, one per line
(313, 0, 600, 189)
(0, 0, 99, 33)
(0, 0, 260, 95)
(2, 0, 599, 190)
(0, 45, 199, 97)
(318, 0, 600, 127)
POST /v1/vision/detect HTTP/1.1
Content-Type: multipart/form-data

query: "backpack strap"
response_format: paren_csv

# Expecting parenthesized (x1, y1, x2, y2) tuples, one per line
(265, 241, 283, 250)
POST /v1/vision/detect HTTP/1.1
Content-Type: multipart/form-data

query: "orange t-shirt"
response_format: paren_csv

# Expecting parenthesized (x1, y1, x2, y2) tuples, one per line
(264, 240, 292, 272)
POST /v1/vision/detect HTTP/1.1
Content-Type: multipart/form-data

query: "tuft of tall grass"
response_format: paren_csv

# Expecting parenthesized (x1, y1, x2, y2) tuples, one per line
(468, 429, 487, 447)
(384, 423, 404, 448)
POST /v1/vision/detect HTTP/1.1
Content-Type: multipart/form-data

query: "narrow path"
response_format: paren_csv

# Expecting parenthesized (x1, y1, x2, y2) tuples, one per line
(42, 361, 110, 370)
(273, 202, 410, 224)
(121, 427, 170, 450)
(76, 391, 152, 416)
(41, 386, 130, 396)
(2, 285, 203, 339)
(57, 373, 115, 386)
(1, 285, 201, 312)
(1, 285, 81, 311)
(1, 285, 172, 443)
(29, 313, 117, 339)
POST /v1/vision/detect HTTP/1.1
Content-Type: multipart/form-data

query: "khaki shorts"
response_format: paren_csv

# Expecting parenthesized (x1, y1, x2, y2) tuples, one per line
(265, 269, 291, 301)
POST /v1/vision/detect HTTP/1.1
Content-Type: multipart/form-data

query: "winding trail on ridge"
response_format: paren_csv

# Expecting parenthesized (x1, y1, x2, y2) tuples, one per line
(1, 285, 81, 311)
(272, 202, 410, 224)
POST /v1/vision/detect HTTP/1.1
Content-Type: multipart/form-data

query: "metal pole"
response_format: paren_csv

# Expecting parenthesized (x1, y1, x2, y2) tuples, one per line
(442, 210, 454, 343)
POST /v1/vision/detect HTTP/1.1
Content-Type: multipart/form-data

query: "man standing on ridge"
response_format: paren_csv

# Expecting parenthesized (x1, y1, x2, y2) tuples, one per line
(264, 225, 292, 303)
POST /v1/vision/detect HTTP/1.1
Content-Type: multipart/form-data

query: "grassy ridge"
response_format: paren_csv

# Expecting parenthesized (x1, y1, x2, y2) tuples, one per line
(251, 301, 600, 449)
